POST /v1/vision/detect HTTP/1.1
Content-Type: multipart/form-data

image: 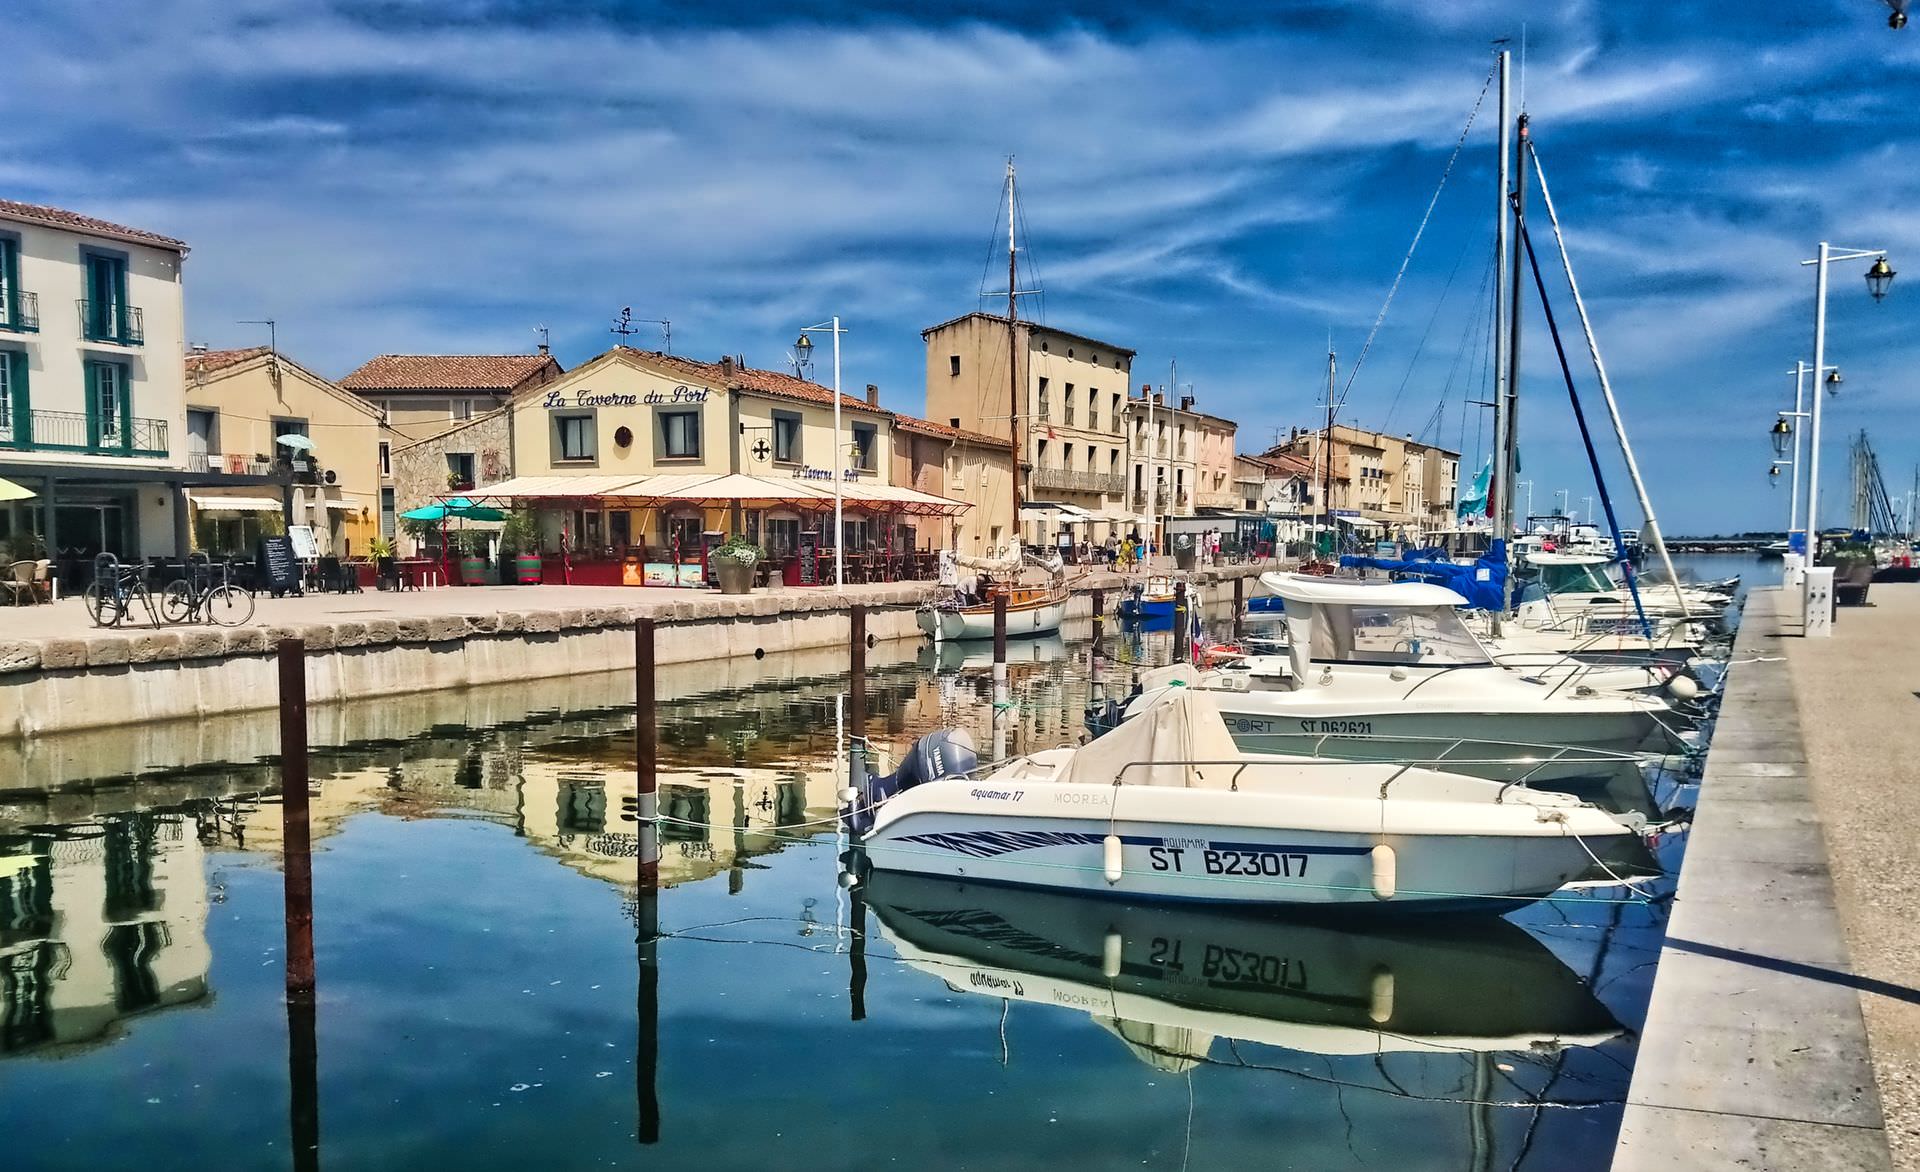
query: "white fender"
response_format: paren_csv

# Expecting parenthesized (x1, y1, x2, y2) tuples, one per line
(1103, 834, 1124, 885)
(1370, 843, 1397, 900)
(1102, 931, 1123, 979)
(1369, 967, 1395, 1024)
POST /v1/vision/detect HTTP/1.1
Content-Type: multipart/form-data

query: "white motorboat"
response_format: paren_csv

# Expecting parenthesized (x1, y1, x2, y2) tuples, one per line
(851, 687, 1641, 911)
(1520, 552, 1733, 624)
(864, 872, 1624, 1059)
(1143, 574, 1682, 777)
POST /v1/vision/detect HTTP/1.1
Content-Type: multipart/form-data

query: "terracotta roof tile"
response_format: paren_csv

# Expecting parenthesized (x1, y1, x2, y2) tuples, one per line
(184, 346, 271, 376)
(633, 349, 889, 415)
(340, 353, 560, 392)
(891, 414, 1011, 448)
(0, 198, 187, 251)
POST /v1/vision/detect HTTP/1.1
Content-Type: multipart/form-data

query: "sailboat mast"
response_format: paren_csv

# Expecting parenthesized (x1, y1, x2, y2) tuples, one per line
(1006, 158, 1024, 548)
(1489, 48, 1512, 636)
(1500, 111, 1529, 624)
(1324, 346, 1336, 549)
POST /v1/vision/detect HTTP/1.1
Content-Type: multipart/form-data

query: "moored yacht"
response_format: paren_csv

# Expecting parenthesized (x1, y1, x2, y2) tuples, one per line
(850, 686, 1642, 910)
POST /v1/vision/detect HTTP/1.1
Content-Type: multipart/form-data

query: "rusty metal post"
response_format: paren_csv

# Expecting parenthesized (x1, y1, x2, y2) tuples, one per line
(278, 639, 314, 996)
(635, 618, 660, 1146)
(1173, 581, 1190, 662)
(849, 880, 869, 1022)
(1233, 575, 1245, 638)
(1091, 588, 1104, 643)
(278, 638, 320, 1171)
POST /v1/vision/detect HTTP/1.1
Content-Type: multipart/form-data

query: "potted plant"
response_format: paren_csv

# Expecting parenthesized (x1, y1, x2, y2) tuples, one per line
(455, 530, 491, 586)
(712, 535, 762, 595)
(1820, 540, 1876, 607)
(499, 509, 543, 585)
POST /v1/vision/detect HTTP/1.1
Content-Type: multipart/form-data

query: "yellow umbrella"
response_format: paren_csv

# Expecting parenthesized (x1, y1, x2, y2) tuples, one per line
(0, 477, 33, 502)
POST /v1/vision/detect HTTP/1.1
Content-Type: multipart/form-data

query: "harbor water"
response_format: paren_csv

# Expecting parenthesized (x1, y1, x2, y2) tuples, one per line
(0, 556, 1771, 1170)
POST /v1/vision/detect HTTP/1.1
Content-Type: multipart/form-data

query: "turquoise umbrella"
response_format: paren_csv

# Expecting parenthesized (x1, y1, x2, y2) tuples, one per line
(401, 498, 505, 522)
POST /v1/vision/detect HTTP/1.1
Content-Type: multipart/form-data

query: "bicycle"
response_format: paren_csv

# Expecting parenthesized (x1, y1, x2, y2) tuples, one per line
(160, 554, 255, 626)
(83, 554, 163, 628)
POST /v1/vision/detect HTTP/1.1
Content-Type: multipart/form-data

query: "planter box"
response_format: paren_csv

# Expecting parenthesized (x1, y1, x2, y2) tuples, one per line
(458, 556, 489, 586)
(511, 554, 542, 585)
(715, 559, 755, 595)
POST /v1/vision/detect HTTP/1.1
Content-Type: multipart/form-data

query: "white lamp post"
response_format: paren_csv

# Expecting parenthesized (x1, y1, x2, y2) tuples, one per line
(795, 317, 848, 588)
(1802, 243, 1894, 563)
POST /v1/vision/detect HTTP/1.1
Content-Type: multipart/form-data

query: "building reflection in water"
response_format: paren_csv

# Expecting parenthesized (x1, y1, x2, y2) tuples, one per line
(0, 812, 210, 1056)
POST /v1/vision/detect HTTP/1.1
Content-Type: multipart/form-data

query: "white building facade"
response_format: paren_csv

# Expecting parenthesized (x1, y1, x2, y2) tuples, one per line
(0, 200, 283, 568)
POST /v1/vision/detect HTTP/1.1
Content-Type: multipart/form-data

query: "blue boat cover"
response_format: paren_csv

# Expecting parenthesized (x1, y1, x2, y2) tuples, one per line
(1338, 539, 1509, 612)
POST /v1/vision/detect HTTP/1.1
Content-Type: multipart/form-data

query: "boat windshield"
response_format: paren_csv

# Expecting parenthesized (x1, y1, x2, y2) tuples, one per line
(1311, 603, 1491, 666)
(1537, 561, 1616, 594)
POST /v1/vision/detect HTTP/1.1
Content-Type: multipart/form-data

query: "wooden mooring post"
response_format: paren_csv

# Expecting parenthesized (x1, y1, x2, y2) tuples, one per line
(635, 618, 661, 1146)
(276, 638, 320, 1172)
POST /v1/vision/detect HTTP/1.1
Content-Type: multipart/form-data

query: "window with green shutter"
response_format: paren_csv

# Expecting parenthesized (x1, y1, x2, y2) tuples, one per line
(85, 360, 129, 450)
(0, 350, 24, 444)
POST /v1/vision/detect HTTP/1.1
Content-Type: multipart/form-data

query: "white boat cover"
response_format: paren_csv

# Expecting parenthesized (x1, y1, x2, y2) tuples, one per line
(1258, 572, 1468, 608)
(1091, 1018, 1211, 1073)
(1136, 663, 1196, 691)
(1060, 687, 1243, 790)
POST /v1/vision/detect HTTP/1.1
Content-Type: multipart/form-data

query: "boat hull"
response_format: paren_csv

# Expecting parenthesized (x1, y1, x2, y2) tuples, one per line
(863, 807, 1617, 911)
(917, 597, 1067, 641)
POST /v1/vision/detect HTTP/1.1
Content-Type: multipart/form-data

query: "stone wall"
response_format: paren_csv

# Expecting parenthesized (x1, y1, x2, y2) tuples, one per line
(391, 410, 513, 554)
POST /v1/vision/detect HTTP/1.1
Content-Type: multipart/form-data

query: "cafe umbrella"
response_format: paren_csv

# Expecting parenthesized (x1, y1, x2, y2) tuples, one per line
(401, 498, 508, 582)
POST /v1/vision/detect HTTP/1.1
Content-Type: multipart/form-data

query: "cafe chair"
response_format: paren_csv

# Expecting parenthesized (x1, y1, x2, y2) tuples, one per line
(4, 561, 36, 606)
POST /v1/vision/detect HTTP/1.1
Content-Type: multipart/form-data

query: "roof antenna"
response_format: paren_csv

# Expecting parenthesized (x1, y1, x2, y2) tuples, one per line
(238, 317, 279, 378)
(533, 324, 551, 355)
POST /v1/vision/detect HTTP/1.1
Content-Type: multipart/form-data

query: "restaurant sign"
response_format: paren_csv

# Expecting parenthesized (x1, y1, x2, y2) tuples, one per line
(538, 384, 709, 409)
(791, 466, 859, 481)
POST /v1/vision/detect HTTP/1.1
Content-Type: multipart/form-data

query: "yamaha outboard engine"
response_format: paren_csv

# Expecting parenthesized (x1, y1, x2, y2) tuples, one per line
(843, 728, 978, 836)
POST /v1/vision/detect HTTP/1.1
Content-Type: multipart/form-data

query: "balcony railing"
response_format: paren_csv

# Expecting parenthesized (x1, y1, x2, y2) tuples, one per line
(0, 409, 168, 456)
(192, 451, 275, 475)
(0, 290, 39, 333)
(78, 300, 145, 346)
(1029, 467, 1125, 495)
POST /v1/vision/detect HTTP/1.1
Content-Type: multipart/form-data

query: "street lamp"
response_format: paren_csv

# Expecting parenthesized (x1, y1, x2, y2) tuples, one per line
(795, 318, 847, 587)
(1802, 242, 1893, 579)
(1769, 417, 1791, 457)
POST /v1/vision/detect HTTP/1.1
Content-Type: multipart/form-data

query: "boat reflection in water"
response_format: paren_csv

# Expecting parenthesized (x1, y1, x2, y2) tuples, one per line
(865, 871, 1622, 1065)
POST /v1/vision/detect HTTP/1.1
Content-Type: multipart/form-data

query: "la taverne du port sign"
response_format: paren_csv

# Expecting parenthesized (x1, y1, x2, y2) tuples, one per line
(540, 385, 711, 409)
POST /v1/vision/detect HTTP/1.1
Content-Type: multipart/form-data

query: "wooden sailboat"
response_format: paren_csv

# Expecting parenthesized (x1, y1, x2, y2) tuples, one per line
(918, 159, 1069, 642)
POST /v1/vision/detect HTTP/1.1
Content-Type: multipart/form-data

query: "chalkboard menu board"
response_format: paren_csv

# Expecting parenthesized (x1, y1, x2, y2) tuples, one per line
(701, 530, 723, 587)
(797, 529, 819, 586)
(257, 535, 301, 597)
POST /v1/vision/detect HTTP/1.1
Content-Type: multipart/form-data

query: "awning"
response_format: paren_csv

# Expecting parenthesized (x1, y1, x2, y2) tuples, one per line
(323, 499, 361, 511)
(1336, 515, 1384, 529)
(467, 472, 969, 517)
(187, 493, 281, 513)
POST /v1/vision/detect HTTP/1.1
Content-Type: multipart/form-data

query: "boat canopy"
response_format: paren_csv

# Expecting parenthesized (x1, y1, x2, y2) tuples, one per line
(1258, 572, 1468, 608)
(1337, 539, 1509, 612)
(1059, 688, 1243, 790)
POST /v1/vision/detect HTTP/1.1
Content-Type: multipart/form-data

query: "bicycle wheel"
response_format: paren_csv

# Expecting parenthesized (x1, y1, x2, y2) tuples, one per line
(203, 583, 256, 627)
(160, 580, 196, 624)
(84, 580, 124, 627)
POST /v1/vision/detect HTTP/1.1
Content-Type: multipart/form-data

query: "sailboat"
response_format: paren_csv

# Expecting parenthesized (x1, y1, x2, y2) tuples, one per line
(917, 159, 1070, 642)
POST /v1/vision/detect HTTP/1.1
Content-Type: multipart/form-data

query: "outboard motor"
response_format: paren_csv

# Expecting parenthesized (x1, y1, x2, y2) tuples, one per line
(844, 728, 978, 836)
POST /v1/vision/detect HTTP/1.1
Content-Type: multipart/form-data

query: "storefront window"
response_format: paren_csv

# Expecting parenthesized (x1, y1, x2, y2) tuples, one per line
(842, 518, 870, 551)
(666, 514, 702, 560)
(764, 516, 800, 558)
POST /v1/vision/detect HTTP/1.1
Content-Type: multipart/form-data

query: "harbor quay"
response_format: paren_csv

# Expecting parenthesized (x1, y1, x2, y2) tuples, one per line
(0, 561, 1273, 739)
(1614, 585, 1920, 1171)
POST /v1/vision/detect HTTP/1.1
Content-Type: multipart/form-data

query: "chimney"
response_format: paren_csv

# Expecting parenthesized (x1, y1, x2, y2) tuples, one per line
(865, 382, 879, 407)
(537, 342, 550, 357)
(720, 356, 735, 381)
(1152, 393, 1163, 406)
(1138, 383, 1151, 399)
(1180, 395, 1195, 412)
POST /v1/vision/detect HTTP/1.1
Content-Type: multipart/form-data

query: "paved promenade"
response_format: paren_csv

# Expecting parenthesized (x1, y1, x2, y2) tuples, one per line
(1614, 585, 1912, 1170)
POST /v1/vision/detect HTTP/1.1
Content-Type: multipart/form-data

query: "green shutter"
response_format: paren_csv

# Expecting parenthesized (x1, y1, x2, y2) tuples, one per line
(84, 362, 101, 449)
(0, 239, 15, 326)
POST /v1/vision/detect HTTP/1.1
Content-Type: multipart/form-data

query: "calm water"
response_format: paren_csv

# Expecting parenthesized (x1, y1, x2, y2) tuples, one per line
(0, 566, 1767, 1172)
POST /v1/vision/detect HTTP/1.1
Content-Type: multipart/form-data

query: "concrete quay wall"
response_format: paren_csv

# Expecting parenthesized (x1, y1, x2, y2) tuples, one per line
(0, 563, 1274, 740)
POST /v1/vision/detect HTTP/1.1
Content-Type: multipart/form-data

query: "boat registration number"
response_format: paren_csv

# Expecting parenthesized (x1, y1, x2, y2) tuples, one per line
(1299, 719, 1372, 735)
(1149, 846, 1309, 878)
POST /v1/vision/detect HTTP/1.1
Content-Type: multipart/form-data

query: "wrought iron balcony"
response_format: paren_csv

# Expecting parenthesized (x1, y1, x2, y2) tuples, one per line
(77, 300, 144, 346)
(0, 290, 38, 333)
(1029, 467, 1125, 495)
(0, 409, 169, 456)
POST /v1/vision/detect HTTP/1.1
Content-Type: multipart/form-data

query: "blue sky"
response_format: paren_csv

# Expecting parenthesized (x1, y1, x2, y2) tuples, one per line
(9, 0, 1917, 532)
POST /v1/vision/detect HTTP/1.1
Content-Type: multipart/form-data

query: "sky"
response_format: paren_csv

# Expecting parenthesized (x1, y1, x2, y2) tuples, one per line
(8, 0, 1918, 533)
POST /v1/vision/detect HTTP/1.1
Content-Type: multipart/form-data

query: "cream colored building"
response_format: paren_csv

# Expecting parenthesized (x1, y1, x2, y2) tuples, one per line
(891, 415, 1016, 557)
(1120, 387, 1238, 543)
(922, 312, 1133, 547)
(1267, 424, 1460, 539)
(184, 346, 383, 556)
(506, 346, 899, 558)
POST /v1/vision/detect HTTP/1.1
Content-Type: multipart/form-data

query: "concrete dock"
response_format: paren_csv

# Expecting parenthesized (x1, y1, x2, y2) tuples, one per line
(1615, 584, 1919, 1170)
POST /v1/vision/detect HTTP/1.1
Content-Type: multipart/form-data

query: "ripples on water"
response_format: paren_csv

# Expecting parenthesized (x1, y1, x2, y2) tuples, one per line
(0, 557, 1772, 1170)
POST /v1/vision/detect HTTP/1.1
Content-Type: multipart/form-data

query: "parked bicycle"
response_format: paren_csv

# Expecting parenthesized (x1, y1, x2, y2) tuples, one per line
(160, 553, 255, 626)
(82, 553, 163, 628)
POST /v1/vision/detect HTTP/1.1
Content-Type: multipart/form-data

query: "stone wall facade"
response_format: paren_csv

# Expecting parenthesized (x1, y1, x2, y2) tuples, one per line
(391, 409, 513, 554)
